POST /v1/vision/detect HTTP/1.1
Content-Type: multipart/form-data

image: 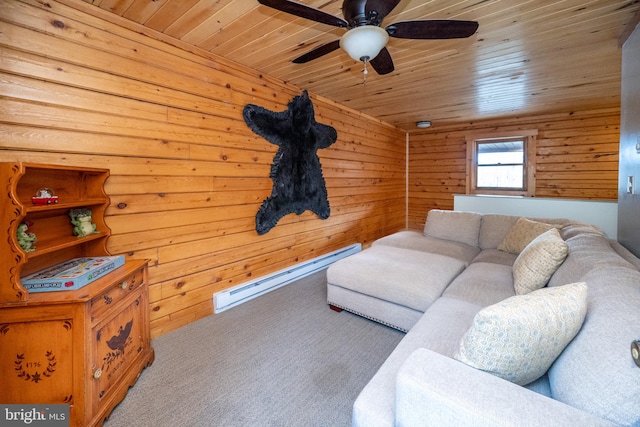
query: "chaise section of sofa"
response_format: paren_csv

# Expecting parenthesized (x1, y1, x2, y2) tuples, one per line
(327, 209, 640, 426)
(327, 245, 466, 331)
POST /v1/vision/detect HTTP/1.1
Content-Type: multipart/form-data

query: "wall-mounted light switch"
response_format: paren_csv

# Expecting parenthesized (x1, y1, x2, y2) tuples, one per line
(628, 176, 634, 194)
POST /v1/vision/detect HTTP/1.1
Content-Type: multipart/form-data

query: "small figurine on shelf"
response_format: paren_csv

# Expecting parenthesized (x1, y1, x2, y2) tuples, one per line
(69, 208, 99, 237)
(32, 187, 59, 205)
(17, 221, 37, 252)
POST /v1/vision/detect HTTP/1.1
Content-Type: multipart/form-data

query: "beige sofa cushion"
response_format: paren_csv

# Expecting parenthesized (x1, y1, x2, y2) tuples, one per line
(513, 228, 569, 295)
(454, 282, 588, 386)
(424, 210, 482, 248)
(327, 245, 466, 313)
(498, 217, 558, 254)
(478, 214, 520, 249)
(373, 231, 480, 265)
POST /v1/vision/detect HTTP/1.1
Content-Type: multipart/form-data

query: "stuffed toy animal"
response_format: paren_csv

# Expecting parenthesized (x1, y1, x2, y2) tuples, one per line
(17, 222, 37, 252)
(69, 208, 98, 237)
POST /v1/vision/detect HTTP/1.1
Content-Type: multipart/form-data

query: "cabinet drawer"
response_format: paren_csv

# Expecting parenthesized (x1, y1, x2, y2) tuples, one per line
(90, 265, 145, 321)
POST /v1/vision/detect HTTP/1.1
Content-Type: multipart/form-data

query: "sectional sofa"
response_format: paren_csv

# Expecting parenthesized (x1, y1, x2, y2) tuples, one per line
(326, 210, 640, 426)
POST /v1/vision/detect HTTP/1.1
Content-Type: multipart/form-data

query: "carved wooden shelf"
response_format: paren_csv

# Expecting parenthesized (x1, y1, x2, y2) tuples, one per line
(0, 162, 154, 426)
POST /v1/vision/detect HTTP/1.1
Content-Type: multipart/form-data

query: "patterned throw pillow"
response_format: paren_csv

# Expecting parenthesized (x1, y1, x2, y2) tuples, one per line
(513, 228, 569, 295)
(454, 282, 587, 386)
(498, 217, 557, 254)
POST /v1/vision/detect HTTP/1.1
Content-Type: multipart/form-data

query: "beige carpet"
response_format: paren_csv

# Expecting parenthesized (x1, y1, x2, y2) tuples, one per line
(104, 268, 404, 427)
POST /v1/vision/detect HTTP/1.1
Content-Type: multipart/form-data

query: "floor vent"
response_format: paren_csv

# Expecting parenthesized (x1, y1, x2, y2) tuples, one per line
(213, 243, 361, 313)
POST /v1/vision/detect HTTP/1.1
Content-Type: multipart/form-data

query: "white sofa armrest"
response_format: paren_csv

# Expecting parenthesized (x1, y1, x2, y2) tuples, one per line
(395, 348, 615, 427)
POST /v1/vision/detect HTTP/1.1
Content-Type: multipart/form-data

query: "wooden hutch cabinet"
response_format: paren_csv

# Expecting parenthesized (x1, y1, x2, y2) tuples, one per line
(0, 163, 154, 426)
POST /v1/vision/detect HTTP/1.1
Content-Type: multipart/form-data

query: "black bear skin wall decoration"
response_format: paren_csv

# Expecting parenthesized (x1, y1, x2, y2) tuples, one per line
(243, 90, 338, 235)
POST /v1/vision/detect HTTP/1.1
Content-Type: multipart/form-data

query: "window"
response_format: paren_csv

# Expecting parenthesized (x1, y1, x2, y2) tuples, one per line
(476, 139, 524, 189)
(466, 130, 537, 196)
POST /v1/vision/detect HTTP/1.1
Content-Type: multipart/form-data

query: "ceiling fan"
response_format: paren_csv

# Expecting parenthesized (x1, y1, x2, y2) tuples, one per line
(258, 0, 479, 75)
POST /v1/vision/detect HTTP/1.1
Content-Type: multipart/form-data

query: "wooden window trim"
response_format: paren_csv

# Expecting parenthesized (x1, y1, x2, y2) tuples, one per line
(465, 129, 537, 197)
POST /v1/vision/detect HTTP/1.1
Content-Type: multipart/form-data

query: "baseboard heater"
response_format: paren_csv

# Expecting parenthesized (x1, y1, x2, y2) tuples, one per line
(213, 243, 361, 313)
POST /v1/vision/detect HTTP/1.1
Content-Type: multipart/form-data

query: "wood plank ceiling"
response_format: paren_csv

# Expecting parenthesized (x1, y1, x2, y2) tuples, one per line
(81, 0, 640, 131)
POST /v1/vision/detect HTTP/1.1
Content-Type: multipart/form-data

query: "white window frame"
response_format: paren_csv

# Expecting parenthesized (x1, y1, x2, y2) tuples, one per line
(465, 129, 537, 197)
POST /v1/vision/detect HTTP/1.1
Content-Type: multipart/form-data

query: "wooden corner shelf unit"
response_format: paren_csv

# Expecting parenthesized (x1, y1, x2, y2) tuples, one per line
(0, 162, 154, 427)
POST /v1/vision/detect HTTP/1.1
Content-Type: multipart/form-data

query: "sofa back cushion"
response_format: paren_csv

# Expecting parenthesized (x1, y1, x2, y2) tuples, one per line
(424, 210, 482, 248)
(549, 267, 640, 425)
(560, 222, 605, 240)
(610, 240, 640, 271)
(478, 214, 520, 249)
(549, 232, 633, 288)
(546, 230, 640, 425)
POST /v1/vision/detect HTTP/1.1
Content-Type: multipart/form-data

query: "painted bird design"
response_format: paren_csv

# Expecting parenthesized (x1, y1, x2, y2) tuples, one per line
(107, 320, 133, 354)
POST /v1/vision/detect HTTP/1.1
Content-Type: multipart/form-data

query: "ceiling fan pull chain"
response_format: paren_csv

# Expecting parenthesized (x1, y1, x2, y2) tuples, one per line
(362, 57, 369, 86)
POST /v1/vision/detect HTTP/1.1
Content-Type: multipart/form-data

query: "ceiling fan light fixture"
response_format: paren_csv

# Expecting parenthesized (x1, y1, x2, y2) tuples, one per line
(340, 25, 389, 62)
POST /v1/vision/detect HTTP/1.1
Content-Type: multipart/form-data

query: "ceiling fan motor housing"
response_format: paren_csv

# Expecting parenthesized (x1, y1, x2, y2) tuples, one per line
(343, 0, 382, 27)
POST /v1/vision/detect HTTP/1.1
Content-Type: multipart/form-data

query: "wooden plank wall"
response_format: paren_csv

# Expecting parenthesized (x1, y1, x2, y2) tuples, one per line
(0, 0, 406, 337)
(408, 109, 620, 229)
